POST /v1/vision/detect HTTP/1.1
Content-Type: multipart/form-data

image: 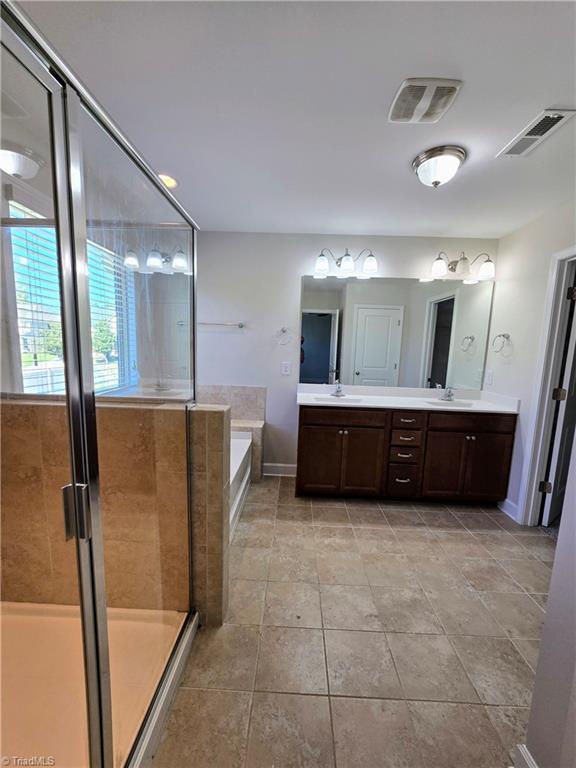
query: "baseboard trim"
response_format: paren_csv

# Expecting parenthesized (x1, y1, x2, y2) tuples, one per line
(513, 744, 540, 768)
(498, 496, 520, 522)
(263, 463, 296, 477)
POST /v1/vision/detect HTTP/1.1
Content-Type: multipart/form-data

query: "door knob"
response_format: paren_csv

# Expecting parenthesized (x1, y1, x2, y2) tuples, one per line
(355, 371, 360, 376)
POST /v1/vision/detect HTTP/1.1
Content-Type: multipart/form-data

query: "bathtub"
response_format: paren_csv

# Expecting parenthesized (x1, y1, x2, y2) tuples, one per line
(230, 431, 252, 537)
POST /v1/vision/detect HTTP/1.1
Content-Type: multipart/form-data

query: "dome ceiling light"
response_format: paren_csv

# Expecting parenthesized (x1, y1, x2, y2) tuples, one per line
(412, 145, 467, 188)
(0, 142, 46, 180)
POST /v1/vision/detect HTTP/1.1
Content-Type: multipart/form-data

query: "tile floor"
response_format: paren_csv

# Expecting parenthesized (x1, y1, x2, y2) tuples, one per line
(153, 477, 556, 768)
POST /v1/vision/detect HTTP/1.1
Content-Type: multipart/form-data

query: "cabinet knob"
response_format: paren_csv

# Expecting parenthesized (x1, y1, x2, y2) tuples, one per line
(465, 435, 470, 440)
(471, 435, 476, 441)
(338, 430, 343, 435)
(344, 430, 349, 435)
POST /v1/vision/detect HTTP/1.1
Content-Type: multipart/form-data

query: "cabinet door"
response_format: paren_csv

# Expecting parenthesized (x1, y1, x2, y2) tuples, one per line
(297, 425, 343, 494)
(463, 433, 514, 500)
(341, 427, 386, 495)
(422, 431, 468, 497)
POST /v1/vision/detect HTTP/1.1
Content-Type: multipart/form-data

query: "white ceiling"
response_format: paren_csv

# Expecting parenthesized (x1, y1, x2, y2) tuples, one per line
(22, 1, 576, 237)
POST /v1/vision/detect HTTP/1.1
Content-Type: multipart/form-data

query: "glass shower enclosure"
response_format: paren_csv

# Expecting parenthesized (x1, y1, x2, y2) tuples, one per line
(1, 5, 198, 766)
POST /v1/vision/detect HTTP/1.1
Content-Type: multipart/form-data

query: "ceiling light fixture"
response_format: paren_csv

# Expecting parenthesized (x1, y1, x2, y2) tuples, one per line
(158, 173, 178, 189)
(412, 145, 467, 188)
(0, 142, 46, 180)
(314, 248, 379, 280)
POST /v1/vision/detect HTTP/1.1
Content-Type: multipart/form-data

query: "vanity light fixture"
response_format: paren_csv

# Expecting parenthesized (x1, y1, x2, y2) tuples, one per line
(412, 145, 467, 188)
(425, 251, 495, 283)
(313, 248, 379, 280)
(477, 255, 496, 280)
(431, 252, 449, 278)
(123, 250, 139, 270)
(146, 249, 164, 272)
(171, 251, 189, 272)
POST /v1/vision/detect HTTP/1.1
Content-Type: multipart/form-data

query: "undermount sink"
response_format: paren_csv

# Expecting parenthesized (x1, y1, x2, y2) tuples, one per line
(425, 399, 474, 408)
(313, 396, 364, 404)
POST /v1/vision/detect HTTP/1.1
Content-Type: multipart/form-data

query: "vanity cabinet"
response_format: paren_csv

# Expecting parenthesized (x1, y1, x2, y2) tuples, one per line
(296, 405, 516, 502)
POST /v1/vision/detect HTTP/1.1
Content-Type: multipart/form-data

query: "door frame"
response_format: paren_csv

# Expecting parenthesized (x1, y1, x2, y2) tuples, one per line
(350, 303, 404, 386)
(300, 308, 340, 384)
(419, 290, 458, 388)
(521, 245, 576, 526)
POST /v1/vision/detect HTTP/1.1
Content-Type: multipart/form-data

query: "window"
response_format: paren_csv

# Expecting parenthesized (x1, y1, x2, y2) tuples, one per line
(8, 201, 137, 395)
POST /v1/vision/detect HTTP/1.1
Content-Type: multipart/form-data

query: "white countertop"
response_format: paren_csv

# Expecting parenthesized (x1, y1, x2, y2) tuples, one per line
(297, 385, 519, 414)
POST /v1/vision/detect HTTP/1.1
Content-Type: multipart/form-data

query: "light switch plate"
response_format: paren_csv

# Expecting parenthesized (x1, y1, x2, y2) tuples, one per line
(281, 361, 292, 376)
(485, 369, 494, 386)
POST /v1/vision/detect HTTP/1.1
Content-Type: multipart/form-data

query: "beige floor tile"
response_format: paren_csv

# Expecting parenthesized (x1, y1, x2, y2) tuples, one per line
(387, 634, 479, 703)
(268, 549, 318, 583)
(498, 558, 552, 593)
(255, 626, 327, 694)
(480, 593, 545, 638)
(511, 534, 557, 562)
(273, 522, 316, 551)
(247, 477, 280, 503)
(451, 636, 534, 706)
(324, 630, 402, 698)
(380, 501, 416, 512)
(383, 509, 426, 528)
(353, 527, 403, 555)
(345, 497, 382, 508)
(371, 587, 444, 634)
(313, 525, 357, 552)
(233, 521, 275, 548)
(512, 637, 541, 671)
(408, 701, 510, 768)
(154, 688, 251, 767)
(394, 529, 443, 556)
(277, 504, 313, 524)
(332, 698, 422, 768)
(455, 512, 504, 532)
(473, 532, 535, 560)
(227, 580, 266, 625)
(320, 585, 383, 631)
(246, 692, 334, 768)
(485, 705, 530, 760)
(427, 590, 506, 636)
(418, 511, 466, 531)
(278, 479, 310, 507)
(310, 496, 347, 508)
(361, 553, 419, 588)
(412, 502, 449, 512)
(486, 513, 544, 535)
(410, 556, 471, 593)
(455, 558, 523, 592)
(347, 506, 388, 527)
(312, 506, 351, 526)
(263, 582, 322, 628)
(181, 625, 259, 690)
(229, 547, 270, 581)
(240, 503, 277, 523)
(316, 551, 368, 586)
(530, 592, 548, 610)
(434, 531, 492, 559)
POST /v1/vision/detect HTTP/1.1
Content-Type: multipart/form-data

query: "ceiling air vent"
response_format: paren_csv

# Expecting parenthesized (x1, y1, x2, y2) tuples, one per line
(497, 109, 576, 157)
(388, 78, 462, 124)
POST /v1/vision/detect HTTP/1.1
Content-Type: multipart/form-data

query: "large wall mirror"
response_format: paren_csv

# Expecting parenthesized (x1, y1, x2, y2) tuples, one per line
(300, 276, 494, 390)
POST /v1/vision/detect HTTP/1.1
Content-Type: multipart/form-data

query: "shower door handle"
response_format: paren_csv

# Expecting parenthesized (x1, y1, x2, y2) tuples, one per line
(61, 483, 91, 541)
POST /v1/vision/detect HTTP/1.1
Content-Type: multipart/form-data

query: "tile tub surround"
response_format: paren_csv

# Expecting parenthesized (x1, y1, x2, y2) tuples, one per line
(1, 399, 189, 611)
(188, 404, 231, 626)
(154, 479, 558, 767)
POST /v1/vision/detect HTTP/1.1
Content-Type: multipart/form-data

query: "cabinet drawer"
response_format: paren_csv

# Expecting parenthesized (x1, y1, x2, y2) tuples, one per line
(389, 446, 421, 464)
(391, 429, 422, 447)
(387, 464, 419, 495)
(427, 412, 517, 433)
(300, 406, 389, 428)
(392, 411, 426, 429)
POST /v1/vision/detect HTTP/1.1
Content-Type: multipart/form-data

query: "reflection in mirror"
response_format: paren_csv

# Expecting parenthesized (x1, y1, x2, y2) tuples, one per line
(300, 277, 494, 389)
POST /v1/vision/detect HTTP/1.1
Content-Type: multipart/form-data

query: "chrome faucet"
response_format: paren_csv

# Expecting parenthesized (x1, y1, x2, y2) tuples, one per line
(331, 380, 345, 398)
(440, 386, 455, 402)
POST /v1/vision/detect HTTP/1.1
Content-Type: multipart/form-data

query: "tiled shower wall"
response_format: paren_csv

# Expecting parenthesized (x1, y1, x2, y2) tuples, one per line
(0, 400, 189, 611)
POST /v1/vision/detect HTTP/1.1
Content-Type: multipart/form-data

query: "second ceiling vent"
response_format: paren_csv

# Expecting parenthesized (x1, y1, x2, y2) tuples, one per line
(388, 78, 462, 123)
(497, 109, 576, 157)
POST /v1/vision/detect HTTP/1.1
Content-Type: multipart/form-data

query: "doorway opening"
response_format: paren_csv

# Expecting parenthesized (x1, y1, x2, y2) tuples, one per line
(422, 295, 456, 388)
(300, 309, 340, 384)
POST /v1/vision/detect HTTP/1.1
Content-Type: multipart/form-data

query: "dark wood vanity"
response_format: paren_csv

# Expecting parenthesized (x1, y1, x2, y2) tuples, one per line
(296, 406, 516, 502)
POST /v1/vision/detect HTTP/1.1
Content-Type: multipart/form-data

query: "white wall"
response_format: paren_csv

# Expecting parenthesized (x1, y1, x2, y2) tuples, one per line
(484, 200, 576, 520)
(446, 281, 493, 390)
(196, 232, 496, 468)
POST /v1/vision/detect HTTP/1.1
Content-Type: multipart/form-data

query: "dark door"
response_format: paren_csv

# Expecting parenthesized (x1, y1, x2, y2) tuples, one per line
(422, 431, 467, 497)
(297, 425, 343, 494)
(341, 427, 386, 495)
(300, 312, 332, 383)
(429, 298, 455, 388)
(463, 433, 514, 500)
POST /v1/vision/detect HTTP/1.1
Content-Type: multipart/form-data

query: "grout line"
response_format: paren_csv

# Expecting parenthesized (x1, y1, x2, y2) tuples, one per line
(319, 578, 339, 768)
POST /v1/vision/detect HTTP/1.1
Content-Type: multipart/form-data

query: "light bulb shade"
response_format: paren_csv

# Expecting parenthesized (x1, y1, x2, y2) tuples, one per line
(362, 254, 378, 276)
(0, 147, 44, 180)
(123, 251, 139, 270)
(146, 250, 164, 271)
(172, 251, 189, 272)
(413, 146, 467, 188)
(314, 254, 330, 278)
(478, 257, 495, 281)
(455, 254, 470, 277)
(339, 254, 355, 275)
(431, 255, 448, 279)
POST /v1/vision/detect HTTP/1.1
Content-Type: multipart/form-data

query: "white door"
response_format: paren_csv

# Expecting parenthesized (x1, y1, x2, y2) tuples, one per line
(352, 306, 403, 386)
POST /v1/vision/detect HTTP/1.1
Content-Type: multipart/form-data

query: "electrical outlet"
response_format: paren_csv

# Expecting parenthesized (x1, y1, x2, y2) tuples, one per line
(281, 361, 292, 376)
(484, 369, 494, 386)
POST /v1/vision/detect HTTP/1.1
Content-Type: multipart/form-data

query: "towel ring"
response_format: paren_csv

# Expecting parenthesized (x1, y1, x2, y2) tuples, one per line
(492, 333, 510, 353)
(461, 335, 475, 352)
